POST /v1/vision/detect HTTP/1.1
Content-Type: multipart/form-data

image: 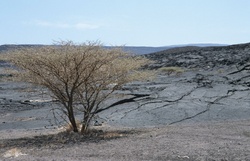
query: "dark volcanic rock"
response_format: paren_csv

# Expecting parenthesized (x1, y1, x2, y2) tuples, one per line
(145, 43, 250, 69)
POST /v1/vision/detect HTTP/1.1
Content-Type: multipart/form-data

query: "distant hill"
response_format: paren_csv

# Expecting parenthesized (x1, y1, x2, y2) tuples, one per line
(145, 42, 250, 69)
(0, 44, 43, 53)
(1, 42, 250, 70)
(104, 46, 173, 55)
(106, 44, 227, 55)
(0, 44, 227, 55)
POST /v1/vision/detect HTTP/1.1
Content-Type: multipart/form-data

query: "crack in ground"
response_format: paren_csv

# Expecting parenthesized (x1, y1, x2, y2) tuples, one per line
(168, 90, 238, 125)
(120, 86, 198, 120)
(95, 94, 150, 114)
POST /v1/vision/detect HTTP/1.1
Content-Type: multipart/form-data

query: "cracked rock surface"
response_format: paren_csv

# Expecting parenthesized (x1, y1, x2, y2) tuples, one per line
(1, 43, 250, 160)
(98, 68, 250, 127)
(1, 43, 250, 130)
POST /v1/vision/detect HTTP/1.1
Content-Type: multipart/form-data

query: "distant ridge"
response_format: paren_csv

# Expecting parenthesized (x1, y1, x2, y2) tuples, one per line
(0, 43, 227, 55)
(0, 44, 43, 53)
(1, 42, 250, 70)
(106, 43, 227, 55)
(146, 42, 250, 56)
(145, 42, 250, 69)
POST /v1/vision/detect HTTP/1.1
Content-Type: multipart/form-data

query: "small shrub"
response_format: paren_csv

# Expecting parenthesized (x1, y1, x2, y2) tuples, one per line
(158, 66, 184, 75)
(217, 69, 224, 74)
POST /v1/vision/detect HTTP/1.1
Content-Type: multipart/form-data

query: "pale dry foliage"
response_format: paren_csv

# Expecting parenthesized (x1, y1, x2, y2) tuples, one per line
(158, 66, 184, 75)
(3, 41, 154, 133)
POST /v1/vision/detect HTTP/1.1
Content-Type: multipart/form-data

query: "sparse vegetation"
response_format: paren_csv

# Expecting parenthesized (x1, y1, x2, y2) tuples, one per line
(217, 69, 224, 74)
(2, 41, 154, 133)
(158, 66, 184, 75)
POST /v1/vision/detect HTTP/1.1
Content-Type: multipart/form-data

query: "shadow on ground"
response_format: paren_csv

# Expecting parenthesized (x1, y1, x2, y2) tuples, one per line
(0, 129, 140, 150)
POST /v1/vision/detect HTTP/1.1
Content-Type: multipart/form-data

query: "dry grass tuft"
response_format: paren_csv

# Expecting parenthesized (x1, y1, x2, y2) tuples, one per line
(158, 66, 185, 75)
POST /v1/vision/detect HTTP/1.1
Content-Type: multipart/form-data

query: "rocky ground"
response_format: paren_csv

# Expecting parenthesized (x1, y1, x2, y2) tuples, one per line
(1, 43, 250, 160)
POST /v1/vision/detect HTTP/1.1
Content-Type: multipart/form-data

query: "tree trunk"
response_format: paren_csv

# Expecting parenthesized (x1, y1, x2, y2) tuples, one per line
(69, 116, 78, 132)
(80, 112, 90, 134)
(80, 123, 88, 134)
(67, 104, 78, 132)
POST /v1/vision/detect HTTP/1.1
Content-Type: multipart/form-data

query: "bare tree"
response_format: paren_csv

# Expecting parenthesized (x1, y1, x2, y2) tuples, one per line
(3, 41, 153, 133)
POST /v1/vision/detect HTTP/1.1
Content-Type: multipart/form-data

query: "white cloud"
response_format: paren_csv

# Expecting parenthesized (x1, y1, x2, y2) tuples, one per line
(33, 20, 99, 30)
(35, 21, 70, 28)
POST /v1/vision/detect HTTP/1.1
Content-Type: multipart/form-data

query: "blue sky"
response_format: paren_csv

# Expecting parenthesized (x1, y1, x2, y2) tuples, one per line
(1, 0, 250, 46)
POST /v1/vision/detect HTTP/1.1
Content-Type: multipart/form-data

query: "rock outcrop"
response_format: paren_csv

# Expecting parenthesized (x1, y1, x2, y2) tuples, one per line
(145, 42, 250, 69)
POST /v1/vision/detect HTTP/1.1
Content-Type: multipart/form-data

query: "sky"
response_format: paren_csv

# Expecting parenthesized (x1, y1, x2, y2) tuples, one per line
(1, 0, 250, 46)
